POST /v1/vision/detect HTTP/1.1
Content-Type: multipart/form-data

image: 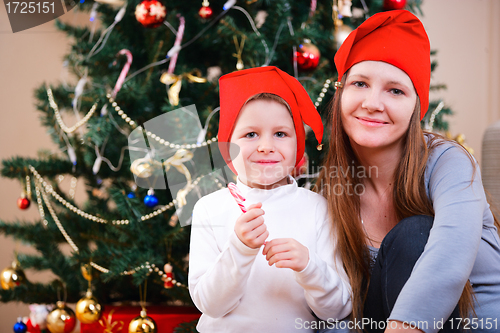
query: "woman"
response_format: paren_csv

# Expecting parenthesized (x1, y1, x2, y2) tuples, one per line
(317, 10, 500, 333)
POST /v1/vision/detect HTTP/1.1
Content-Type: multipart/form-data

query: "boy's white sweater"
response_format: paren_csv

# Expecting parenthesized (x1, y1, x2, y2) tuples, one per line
(188, 178, 352, 332)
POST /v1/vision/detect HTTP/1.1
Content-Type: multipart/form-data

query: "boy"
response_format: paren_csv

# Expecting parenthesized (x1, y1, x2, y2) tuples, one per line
(188, 66, 351, 332)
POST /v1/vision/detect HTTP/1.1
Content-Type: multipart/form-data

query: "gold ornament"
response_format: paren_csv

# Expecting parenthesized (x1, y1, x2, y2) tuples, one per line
(128, 309, 157, 333)
(46, 301, 77, 333)
(232, 35, 246, 71)
(1, 259, 26, 290)
(334, 23, 353, 49)
(76, 289, 103, 324)
(81, 264, 93, 281)
(160, 69, 207, 106)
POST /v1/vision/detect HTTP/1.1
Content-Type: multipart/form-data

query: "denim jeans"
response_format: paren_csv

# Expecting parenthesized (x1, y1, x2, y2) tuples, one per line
(363, 215, 461, 332)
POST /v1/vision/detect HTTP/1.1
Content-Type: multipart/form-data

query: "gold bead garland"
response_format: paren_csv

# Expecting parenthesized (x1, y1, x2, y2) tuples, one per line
(47, 88, 99, 134)
(314, 79, 332, 108)
(106, 94, 218, 150)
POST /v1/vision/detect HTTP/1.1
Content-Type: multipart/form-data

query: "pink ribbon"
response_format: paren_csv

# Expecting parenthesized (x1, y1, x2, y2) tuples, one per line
(168, 15, 185, 74)
(111, 49, 133, 98)
(228, 183, 247, 213)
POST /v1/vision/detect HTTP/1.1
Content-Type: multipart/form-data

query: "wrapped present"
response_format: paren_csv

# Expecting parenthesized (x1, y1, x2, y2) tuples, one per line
(80, 305, 201, 333)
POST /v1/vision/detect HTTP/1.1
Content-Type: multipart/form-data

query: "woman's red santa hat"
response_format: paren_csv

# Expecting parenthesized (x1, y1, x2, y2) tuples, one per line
(218, 66, 324, 174)
(334, 10, 431, 119)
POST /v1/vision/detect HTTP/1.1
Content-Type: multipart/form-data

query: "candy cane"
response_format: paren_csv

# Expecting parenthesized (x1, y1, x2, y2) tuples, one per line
(167, 15, 185, 74)
(111, 49, 133, 98)
(227, 183, 247, 213)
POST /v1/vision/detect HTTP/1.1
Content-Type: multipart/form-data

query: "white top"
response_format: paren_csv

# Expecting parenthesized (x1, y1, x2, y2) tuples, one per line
(188, 177, 352, 332)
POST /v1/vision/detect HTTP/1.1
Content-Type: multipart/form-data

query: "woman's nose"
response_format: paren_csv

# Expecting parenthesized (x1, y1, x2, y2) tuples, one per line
(361, 89, 384, 112)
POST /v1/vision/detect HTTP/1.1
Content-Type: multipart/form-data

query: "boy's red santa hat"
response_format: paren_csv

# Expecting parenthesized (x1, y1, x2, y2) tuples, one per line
(218, 66, 324, 174)
(334, 10, 431, 119)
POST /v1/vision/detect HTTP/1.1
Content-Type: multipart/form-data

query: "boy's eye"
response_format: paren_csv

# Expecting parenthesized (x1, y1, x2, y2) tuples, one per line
(275, 132, 287, 138)
(245, 132, 257, 138)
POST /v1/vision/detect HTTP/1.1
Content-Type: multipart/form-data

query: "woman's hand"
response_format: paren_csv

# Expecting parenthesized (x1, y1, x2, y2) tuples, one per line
(234, 202, 268, 249)
(262, 238, 309, 272)
(384, 320, 424, 333)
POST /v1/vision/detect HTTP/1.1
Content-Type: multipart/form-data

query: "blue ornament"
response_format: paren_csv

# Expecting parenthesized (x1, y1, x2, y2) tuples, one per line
(13, 318, 27, 333)
(144, 194, 159, 208)
(127, 192, 136, 199)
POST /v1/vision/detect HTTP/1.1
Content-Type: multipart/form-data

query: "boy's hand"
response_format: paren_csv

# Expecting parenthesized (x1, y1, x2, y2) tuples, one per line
(234, 202, 268, 249)
(262, 238, 309, 272)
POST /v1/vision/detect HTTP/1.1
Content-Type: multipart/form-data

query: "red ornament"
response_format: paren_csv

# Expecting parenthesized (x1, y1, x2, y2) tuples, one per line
(294, 40, 320, 71)
(135, 0, 167, 28)
(17, 196, 30, 210)
(198, 5, 213, 19)
(383, 0, 406, 10)
(163, 263, 174, 289)
(26, 318, 41, 333)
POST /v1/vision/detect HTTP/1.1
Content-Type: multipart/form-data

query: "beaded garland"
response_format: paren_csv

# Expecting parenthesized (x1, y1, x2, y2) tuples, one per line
(106, 93, 218, 150)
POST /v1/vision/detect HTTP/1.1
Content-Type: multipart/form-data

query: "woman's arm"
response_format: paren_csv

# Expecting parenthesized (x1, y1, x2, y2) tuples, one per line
(388, 144, 484, 332)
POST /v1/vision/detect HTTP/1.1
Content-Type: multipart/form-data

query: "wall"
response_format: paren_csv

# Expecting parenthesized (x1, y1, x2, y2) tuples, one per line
(1, 0, 499, 330)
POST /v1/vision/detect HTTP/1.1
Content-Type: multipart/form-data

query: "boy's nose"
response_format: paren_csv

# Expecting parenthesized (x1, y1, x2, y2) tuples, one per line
(257, 136, 275, 153)
(361, 90, 384, 113)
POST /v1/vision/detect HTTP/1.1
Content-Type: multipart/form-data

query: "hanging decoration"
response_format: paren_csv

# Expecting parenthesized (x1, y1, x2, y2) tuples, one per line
(17, 195, 30, 210)
(160, 70, 207, 106)
(128, 282, 157, 333)
(163, 263, 174, 289)
(232, 35, 247, 70)
(135, 0, 167, 28)
(111, 49, 133, 99)
(46, 302, 77, 333)
(144, 189, 159, 208)
(26, 304, 51, 333)
(334, 24, 353, 50)
(198, 0, 213, 19)
(13, 318, 27, 333)
(1, 258, 26, 290)
(383, 0, 407, 10)
(167, 15, 185, 75)
(17, 175, 32, 210)
(76, 265, 102, 324)
(47, 87, 99, 134)
(294, 39, 320, 71)
(106, 93, 218, 149)
(162, 148, 194, 207)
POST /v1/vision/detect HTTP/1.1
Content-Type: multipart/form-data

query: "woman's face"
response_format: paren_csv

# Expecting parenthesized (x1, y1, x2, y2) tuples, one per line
(341, 61, 417, 153)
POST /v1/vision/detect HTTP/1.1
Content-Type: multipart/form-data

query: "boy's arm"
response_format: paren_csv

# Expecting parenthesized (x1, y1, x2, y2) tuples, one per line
(188, 199, 260, 318)
(294, 200, 352, 321)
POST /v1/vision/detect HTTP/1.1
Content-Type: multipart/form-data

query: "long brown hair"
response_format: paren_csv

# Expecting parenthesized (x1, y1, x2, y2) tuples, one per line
(316, 74, 475, 326)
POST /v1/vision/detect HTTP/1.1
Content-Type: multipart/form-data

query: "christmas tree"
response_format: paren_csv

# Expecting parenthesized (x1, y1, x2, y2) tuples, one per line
(1, 0, 449, 330)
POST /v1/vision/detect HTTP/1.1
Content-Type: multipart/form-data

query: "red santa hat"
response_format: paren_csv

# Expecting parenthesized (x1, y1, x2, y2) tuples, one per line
(218, 66, 323, 174)
(334, 10, 431, 119)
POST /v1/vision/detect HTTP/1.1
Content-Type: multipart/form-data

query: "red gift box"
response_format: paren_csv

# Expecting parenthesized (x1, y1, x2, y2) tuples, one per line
(80, 305, 201, 333)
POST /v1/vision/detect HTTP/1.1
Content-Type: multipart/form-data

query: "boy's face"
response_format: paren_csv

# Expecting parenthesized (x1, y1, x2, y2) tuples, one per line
(229, 99, 297, 189)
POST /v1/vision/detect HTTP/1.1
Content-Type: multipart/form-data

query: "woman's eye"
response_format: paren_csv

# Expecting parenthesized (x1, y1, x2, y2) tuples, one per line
(245, 132, 257, 138)
(352, 81, 367, 88)
(275, 132, 287, 138)
(390, 88, 404, 96)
